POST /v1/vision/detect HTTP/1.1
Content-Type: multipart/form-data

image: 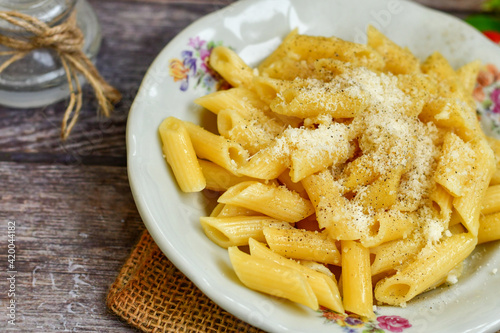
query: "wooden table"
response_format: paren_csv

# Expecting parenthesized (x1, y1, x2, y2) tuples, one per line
(0, 0, 493, 332)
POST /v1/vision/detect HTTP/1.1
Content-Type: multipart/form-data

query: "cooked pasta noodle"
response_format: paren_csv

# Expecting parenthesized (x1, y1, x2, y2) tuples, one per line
(159, 26, 499, 318)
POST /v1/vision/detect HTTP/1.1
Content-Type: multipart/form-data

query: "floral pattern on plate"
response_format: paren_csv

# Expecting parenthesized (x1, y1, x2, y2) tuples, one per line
(168, 36, 228, 92)
(474, 63, 500, 138)
(320, 308, 412, 333)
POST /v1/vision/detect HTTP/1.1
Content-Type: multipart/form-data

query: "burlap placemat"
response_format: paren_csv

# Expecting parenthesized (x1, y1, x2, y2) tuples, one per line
(106, 230, 264, 333)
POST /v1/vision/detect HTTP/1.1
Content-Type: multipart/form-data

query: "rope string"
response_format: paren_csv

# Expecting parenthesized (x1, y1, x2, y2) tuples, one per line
(0, 10, 121, 139)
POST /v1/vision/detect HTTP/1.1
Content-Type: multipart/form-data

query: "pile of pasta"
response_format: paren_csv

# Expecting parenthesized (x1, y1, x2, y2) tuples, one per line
(159, 26, 500, 319)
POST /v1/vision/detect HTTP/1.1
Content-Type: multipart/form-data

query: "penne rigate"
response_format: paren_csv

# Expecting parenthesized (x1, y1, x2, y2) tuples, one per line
(159, 26, 500, 318)
(158, 117, 206, 192)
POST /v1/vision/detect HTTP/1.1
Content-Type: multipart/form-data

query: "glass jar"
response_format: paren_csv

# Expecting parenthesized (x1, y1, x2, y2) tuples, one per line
(0, 0, 101, 108)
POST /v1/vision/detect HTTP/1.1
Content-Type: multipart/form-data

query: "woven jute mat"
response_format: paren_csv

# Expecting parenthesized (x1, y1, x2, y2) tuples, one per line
(106, 230, 264, 333)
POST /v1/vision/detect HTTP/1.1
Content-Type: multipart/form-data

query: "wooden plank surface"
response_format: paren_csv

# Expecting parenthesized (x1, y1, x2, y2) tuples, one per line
(0, 162, 144, 332)
(0, 0, 497, 332)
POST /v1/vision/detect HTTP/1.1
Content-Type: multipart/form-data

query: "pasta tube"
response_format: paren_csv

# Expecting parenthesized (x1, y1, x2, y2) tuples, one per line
(158, 117, 205, 192)
(341, 240, 374, 319)
(218, 181, 315, 222)
(375, 233, 477, 306)
(228, 246, 319, 310)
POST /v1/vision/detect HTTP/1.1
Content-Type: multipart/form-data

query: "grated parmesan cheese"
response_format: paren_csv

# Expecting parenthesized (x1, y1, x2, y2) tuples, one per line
(270, 65, 447, 242)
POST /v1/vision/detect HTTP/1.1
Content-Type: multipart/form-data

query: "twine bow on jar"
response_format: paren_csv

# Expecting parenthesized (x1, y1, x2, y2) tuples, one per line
(0, 10, 121, 140)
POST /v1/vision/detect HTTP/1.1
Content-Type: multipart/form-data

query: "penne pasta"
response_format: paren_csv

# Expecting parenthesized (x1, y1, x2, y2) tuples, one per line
(481, 185, 500, 215)
(429, 183, 454, 222)
(301, 170, 363, 240)
(341, 240, 374, 319)
(360, 210, 416, 248)
(375, 233, 477, 306)
(284, 34, 384, 72)
(341, 153, 380, 192)
(248, 238, 344, 313)
(263, 227, 341, 265)
(160, 27, 499, 316)
(158, 117, 205, 192)
(270, 81, 368, 119)
(200, 215, 288, 248)
(419, 96, 480, 141)
(194, 86, 267, 116)
(434, 132, 476, 197)
(237, 140, 290, 180)
(277, 170, 309, 198)
(199, 159, 254, 192)
(421, 51, 457, 82)
(209, 46, 254, 88)
(453, 138, 496, 236)
(370, 236, 424, 276)
(354, 167, 404, 211)
(257, 29, 299, 78)
(478, 212, 500, 244)
(367, 25, 420, 75)
(457, 60, 481, 96)
(486, 136, 500, 185)
(218, 181, 315, 222)
(210, 203, 261, 218)
(217, 108, 275, 154)
(182, 120, 249, 176)
(228, 246, 319, 310)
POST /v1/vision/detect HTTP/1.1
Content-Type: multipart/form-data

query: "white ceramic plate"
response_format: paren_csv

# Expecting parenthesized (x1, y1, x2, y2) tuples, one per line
(127, 0, 500, 332)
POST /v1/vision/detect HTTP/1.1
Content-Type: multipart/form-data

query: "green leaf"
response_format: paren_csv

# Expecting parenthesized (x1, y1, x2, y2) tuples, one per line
(465, 14, 500, 32)
(483, 0, 500, 12)
(362, 328, 384, 333)
(484, 99, 493, 109)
